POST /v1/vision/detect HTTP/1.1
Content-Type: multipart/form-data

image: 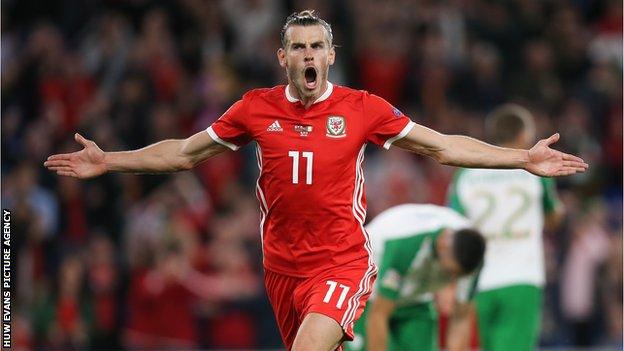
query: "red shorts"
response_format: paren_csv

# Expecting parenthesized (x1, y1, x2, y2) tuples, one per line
(264, 257, 377, 350)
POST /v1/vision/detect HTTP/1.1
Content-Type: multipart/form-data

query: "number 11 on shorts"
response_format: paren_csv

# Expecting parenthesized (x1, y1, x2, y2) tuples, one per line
(323, 280, 350, 309)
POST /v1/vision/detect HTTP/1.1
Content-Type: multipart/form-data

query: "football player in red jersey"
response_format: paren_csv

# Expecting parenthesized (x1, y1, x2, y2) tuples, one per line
(45, 10, 588, 351)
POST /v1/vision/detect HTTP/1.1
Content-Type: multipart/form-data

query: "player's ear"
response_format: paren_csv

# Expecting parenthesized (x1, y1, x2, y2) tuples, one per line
(328, 45, 336, 66)
(277, 48, 287, 68)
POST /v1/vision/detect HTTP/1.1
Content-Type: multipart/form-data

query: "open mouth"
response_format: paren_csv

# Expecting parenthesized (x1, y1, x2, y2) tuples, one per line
(304, 67, 318, 89)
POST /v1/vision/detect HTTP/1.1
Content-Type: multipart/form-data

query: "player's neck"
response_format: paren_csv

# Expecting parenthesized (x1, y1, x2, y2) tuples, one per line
(288, 81, 329, 109)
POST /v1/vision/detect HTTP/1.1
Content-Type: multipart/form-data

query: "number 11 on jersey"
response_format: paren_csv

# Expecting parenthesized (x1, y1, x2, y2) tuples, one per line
(289, 151, 313, 185)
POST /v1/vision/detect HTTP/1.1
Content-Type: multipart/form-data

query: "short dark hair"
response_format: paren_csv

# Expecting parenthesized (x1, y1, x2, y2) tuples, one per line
(452, 228, 486, 275)
(280, 10, 333, 48)
(485, 103, 535, 145)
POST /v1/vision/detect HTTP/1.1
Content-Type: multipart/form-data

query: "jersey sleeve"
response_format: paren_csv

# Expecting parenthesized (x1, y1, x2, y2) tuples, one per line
(376, 240, 410, 301)
(447, 169, 467, 215)
(363, 92, 415, 149)
(375, 234, 428, 301)
(540, 177, 561, 214)
(206, 94, 253, 151)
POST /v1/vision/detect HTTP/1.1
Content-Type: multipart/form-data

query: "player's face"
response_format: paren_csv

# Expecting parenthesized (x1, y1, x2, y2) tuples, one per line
(277, 25, 335, 100)
(440, 253, 463, 278)
(437, 230, 464, 278)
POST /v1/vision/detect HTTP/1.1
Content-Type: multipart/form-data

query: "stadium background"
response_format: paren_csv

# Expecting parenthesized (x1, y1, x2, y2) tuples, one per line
(1, 0, 621, 350)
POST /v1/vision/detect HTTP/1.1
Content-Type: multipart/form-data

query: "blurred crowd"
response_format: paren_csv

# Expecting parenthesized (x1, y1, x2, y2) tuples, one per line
(1, 0, 621, 350)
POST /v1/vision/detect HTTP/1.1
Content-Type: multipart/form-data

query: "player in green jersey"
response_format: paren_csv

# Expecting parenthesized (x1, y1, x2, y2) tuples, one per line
(447, 104, 565, 351)
(344, 204, 485, 351)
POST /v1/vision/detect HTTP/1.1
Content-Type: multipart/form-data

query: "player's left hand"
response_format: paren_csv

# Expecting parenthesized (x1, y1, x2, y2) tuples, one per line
(525, 133, 589, 177)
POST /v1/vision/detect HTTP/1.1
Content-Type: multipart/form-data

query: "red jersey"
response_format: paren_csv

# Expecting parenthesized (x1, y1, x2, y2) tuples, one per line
(207, 83, 414, 277)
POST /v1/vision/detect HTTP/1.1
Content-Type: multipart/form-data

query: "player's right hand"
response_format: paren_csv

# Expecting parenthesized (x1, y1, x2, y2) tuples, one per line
(44, 133, 107, 179)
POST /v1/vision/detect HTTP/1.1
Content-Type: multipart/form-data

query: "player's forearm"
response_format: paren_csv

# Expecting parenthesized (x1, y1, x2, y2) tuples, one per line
(366, 313, 389, 351)
(439, 135, 530, 169)
(447, 318, 471, 351)
(105, 139, 194, 173)
(395, 125, 530, 170)
(446, 303, 473, 351)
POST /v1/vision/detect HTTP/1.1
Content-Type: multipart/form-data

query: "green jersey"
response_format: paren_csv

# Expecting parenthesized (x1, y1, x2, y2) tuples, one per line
(448, 169, 560, 291)
(366, 204, 478, 307)
(346, 205, 479, 351)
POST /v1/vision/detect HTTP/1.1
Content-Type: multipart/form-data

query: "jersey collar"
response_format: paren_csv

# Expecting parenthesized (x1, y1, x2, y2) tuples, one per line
(285, 81, 334, 105)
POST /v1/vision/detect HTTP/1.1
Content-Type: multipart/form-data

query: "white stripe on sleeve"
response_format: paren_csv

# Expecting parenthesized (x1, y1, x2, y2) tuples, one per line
(206, 126, 240, 151)
(382, 121, 416, 150)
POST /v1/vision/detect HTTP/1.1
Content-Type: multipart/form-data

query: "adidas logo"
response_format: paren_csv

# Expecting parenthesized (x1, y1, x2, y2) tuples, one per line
(267, 120, 283, 132)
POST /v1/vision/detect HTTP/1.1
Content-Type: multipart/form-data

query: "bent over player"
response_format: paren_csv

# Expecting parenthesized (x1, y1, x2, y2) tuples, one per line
(345, 204, 484, 351)
(45, 11, 587, 351)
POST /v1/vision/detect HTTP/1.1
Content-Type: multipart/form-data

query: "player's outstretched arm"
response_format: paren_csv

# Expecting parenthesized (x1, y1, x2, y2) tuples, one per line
(393, 124, 588, 177)
(44, 131, 228, 179)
